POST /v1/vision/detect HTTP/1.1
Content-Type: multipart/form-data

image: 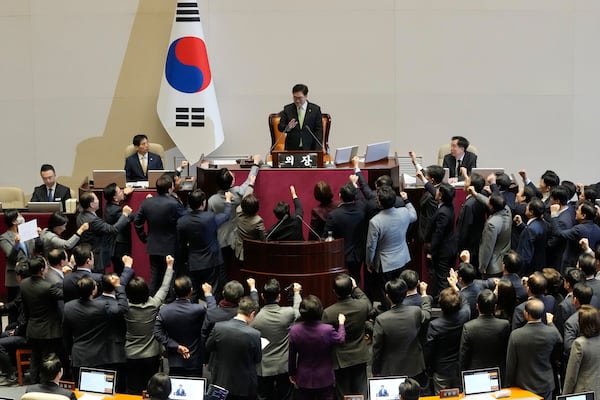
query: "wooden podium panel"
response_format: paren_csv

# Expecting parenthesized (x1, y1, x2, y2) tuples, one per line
(242, 238, 346, 307)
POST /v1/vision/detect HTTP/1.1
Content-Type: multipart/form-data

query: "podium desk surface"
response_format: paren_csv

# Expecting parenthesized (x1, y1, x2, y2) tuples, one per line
(420, 388, 541, 400)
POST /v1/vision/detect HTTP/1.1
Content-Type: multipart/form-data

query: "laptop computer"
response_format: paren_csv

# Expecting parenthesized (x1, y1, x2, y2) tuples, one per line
(93, 170, 126, 189)
(368, 376, 407, 400)
(147, 170, 175, 189)
(27, 201, 62, 213)
(557, 392, 595, 400)
(364, 141, 391, 163)
(334, 145, 359, 165)
(78, 367, 117, 400)
(461, 367, 501, 400)
(471, 168, 505, 179)
(170, 376, 206, 400)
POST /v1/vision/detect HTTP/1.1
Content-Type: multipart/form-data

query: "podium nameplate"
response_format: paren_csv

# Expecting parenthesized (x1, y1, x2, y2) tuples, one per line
(272, 150, 324, 168)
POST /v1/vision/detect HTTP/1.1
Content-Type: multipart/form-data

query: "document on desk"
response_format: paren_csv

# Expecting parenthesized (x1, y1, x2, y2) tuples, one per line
(18, 219, 38, 242)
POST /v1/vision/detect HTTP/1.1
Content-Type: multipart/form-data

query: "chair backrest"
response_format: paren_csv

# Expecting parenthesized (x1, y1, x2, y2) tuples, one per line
(268, 113, 331, 154)
(0, 187, 27, 209)
(124, 143, 166, 166)
(437, 143, 478, 166)
(21, 393, 71, 400)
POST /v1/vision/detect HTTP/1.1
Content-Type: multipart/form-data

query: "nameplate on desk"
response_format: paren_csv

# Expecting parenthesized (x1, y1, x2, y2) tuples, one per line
(277, 152, 318, 168)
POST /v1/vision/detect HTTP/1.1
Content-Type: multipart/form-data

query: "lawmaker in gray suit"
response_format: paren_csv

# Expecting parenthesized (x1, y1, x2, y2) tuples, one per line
(563, 305, 600, 397)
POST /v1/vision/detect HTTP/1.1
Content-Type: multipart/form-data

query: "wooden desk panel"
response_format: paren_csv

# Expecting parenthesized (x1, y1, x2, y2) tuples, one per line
(420, 388, 541, 400)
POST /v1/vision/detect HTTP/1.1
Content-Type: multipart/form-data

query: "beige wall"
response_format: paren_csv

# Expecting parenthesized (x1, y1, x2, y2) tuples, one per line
(1, 0, 600, 196)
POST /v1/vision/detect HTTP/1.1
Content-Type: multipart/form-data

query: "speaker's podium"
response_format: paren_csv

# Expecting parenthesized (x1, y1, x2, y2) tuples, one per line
(242, 238, 346, 306)
(271, 150, 325, 168)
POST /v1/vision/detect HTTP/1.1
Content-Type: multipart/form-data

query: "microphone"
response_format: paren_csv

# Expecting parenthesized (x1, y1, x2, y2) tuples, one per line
(296, 214, 323, 242)
(265, 214, 288, 242)
(304, 125, 324, 152)
(265, 124, 289, 166)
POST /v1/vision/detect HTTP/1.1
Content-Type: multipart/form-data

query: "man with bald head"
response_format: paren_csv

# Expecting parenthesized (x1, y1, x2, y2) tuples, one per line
(506, 299, 562, 400)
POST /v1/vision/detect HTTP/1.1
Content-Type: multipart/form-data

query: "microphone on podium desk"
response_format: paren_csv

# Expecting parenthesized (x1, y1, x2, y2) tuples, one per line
(265, 214, 289, 242)
(264, 120, 293, 166)
(305, 125, 333, 167)
(296, 214, 323, 242)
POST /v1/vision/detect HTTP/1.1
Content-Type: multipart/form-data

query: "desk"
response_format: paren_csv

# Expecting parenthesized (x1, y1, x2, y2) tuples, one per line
(421, 388, 541, 400)
(75, 390, 140, 399)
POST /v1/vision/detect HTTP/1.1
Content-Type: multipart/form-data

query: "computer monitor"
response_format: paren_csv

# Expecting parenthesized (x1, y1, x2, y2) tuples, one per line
(78, 367, 117, 397)
(334, 145, 359, 165)
(368, 376, 407, 400)
(27, 202, 62, 213)
(364, 141, 391, 163)
(470, 168, 505, 179)
(170, 376, 206, 400)
(93, 170, 126, 188)
(461, 367, 501, 396)
(557, 392, 595, 400)
(147, 170, 175, 189)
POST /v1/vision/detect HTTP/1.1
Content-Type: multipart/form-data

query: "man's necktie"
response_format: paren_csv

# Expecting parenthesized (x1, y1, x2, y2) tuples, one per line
(456, 159, 462, 177)
(47, 188, 53, 202)
(297, 107, 305, 147)
(18, 241, 28, 256)
(141, 156, 147, 175)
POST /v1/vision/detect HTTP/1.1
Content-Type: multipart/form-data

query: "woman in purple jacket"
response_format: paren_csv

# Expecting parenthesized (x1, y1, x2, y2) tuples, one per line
(288, 294, 346, 400)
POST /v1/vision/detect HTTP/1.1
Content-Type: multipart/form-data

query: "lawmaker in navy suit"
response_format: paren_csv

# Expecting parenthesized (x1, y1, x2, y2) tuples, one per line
(442, 136, 477, 180)
(277, 84, 323, 151)
(124, 134, 164, 182)
(514, 198, 548, 275)
(30, 164, 72, 209)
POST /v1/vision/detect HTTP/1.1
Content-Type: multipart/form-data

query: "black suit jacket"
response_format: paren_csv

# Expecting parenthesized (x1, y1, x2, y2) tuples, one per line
(30, 183, 71, 208)
(278, 102, 323, 150)
(26, 382, 77, 400)
(456, 195, 486, 264)
(442, 151, 477, 178)
(459, 314, 510, 380)
(62, 269, 103, 303)
(266, 198, 304, 241)
(77, 210, 131, 270)
(63, 286, 129, 367)
(426, 202, 456, 259)
(324, 200, 367, 266)
(19, 275, 63, 339)
(134, 194, 187, 256)
(205, 318, 262, 397)
(124, 151, 164, 182)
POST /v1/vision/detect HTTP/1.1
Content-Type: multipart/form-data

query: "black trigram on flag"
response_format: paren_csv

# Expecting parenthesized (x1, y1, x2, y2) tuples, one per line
(176, 2, 200, 22)
(176, 107, 205, 127)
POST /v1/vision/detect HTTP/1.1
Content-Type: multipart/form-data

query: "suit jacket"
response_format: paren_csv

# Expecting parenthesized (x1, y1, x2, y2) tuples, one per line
(442, 151, 477, 178)
(30, 182, 71, 208)
(63, 286, 129, 367)
(20, 275, 63, 339)
(506, 321, 562, 394)
(355, 170, 405, 220)
(460, 280, 485, 319)
(478, 200, 512, 276)
(310, 201, 338, 240)
(26, 382, 77, 400)
(456, 195, 486, 265)
(367, 203, 417, 273)
(124, 151, 163, 182)
(266, 197, 304, 241)
(512, 295, 555, 330)
(322, 287, 372, 370)
(288, 320, 346, 389)
(134, 194, 187, 256)
(502, 273, 528, 305)
(372, 297, 432, 377)
(553, 220, 600, 270)
(324, 199, 368, 266)
(232, 204, 266, 261)
(546, 206, 575, 268)
(44, 267, 64, 288)
(0, 230, 36, 287)
(555, 294, 576, 337)
(251, 295, 300, 376)
(563, 334, 600, 395)
(459, 314, 510, 380)
(77, 210, 131, 270)
(62, 268, 102, 303)
(154, 298, 208, 371)
(206, 318, 262, 396)
(103, 201, 132, 253)
(40, 229, 80, 258)
(417, 182, 439, 242)
(426, 202, 456, 260)
(515, 218, 548, 274)
(278, 102, 323, 151)
(177, 204, 230, 271)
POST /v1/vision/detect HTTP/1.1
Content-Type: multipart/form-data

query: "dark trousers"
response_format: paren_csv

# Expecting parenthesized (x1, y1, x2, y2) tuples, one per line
(169, 366, 203, 377)
(295, 386, 335, 400)
(189, 266, 220, 304)
(6, 287, 19, 324)
(346, 260, 363, 285)
(149, 254, 167, 296)
(431, 255, 453, 298)
(257, 373, 293, 400)
(111, 241, 130, 276)
(334, 363, 367, 400)
(126, 356, 160, 394)
(28, 337, 63, 384)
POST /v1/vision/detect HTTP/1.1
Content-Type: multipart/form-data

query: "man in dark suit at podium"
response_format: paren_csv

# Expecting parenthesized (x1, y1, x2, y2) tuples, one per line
(124, 134, 164, 182)
(442, 136, 477, 181)
(30, 164, 72, 209)
(278, 84, 323, 151)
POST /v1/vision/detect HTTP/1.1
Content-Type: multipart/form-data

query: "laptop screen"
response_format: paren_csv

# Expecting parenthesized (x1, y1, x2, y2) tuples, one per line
(462, 367, 501, 395)
(557, 392, 595, 400)
(170, 376, 206, 400)
(78, 367, 116, 395)
(368, 376, 407, 400)
(334, 145, 359, 165)
(364, 141, 391, 163)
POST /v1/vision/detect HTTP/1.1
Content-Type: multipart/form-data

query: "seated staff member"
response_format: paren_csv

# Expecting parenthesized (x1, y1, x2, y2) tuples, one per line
(277, 83, 323, 150)
(124, 134, 189, 182)
(442, 136, 477, 181)
(30, 163, 72, 208)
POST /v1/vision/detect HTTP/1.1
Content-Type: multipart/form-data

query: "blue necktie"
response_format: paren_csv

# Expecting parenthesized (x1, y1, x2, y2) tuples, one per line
(47, 188, 53, 202)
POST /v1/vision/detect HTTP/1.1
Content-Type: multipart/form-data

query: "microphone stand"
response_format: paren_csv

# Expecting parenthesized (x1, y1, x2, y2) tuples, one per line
(265, 214, 288, 242)
(296, 214, 323, 241)
(305, 125, 333, 167)
(265, 124, 289, 167)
